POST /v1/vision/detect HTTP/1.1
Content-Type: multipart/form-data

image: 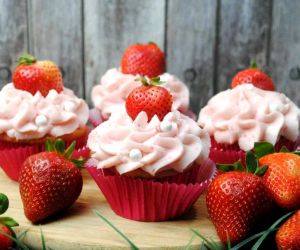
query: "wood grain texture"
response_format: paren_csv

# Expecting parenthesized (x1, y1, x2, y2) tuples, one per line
(0, 0, 28, 87)
(28, 0, 84, 96)
(269, 0, 300, 106)
(0, 169, 220, 249)
(84, 0, 166, 105)
(216, 0, 272, 91)
(166, 0, 218, 113)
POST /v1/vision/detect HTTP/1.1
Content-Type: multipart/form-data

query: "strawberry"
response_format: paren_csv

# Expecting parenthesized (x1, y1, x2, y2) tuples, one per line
(276, 210, 300, 250)
(0, 224, 13, 250)
(121, 42, 166, 77)
(231, 61, 275, 91)
(125, 77, 172, 121)
(206, 155, 273, 245)
(0, 193, 18, 250)
(12, 53, 63, 96)
(19, 140, 84, 223)
(259, 152, 300, 209)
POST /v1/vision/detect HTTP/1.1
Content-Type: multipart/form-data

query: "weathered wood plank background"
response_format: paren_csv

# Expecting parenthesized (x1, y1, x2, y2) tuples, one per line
(0, 0, 299, 113)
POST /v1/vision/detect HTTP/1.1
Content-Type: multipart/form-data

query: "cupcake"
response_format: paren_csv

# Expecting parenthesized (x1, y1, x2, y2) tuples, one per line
(87, 78, 215, 221)
(0, 54, 89, 181)
(198, 72, 300, 165)
(90, 42, 192, 126)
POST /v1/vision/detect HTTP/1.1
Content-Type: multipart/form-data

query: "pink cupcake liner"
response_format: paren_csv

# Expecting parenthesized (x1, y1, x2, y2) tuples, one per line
(89, 108, 106, 127)
(0, 135, 88, 182)
(209, 136, 300, 166)
(86, 159, 216, 222)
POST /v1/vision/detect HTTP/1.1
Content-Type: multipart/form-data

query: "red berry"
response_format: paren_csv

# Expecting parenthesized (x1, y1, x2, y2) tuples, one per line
(276, 210, 300, 250)
(0, 224, 13, 250)
(19, 149, 83, 223)
(231, 67, 274, 91)
(206, 171, 273, 244)
(259, 153, 300, 209)
(121, 42, 166, 77)
(12, 53, 63, 97)
(126, 84, 172, 121)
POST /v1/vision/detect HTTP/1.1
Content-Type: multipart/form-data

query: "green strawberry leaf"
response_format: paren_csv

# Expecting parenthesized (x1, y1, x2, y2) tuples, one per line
(245, 151, 258, 174)
(64, 141, 76, 159)
(293, 151, 300, 156)
(250, 59, 258, 69)
(54, 139, 65, 154)
(0, 193, 9, 215)
(253, 142, 275, 159)
(45, 140, 55, 152)
(191, 229, 222, 250)
(0, 217, 19, 227)
(217, 160, 243, 172)
(280, 146, 290, 152)
(254, 165, 268, 177)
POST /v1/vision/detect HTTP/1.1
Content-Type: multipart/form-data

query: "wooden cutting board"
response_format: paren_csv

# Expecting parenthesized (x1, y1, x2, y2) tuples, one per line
(0, 169, 220, 249)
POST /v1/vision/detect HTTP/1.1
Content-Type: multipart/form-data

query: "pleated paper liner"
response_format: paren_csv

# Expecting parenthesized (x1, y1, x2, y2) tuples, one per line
(0, 134, 88, 182)
(86, 158, 216, 222)
(88, 108, 197, 129)
(209, 136, 300, 166)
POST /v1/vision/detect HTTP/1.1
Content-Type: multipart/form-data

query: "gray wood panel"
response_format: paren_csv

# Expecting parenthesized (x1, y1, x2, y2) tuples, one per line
(270, 0, 300, 106)
(84, 0, 166, 105)
(166, 0, 217, 113)
(28, 0, 84, 97)
(216, 0, 272, 92)
(0, 0, 28, 87)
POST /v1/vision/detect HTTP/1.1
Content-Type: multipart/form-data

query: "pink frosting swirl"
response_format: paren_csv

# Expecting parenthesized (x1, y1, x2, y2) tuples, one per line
(198, 84, 300, 151)
(0, 83, 89, 140)
(91, 68, 189, 119)
(88, 110, 210, 176)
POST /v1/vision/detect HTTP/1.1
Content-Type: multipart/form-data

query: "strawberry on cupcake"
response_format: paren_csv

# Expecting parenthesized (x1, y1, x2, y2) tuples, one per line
(87, 77, 215, 221)
(90, 42, 191, 126)
(198, 63, 300, 165)
(0, 53, 89, 181)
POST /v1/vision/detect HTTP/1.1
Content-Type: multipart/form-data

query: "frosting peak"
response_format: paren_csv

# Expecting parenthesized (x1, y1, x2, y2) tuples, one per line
(198, 84, 300, 151)
(91, 68, 189, 118)
(0, 83, 89, 140)
(88, 110, 210, 176)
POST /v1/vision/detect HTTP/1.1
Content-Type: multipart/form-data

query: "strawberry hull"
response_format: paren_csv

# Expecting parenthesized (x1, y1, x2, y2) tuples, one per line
(86, 158, 216, 222)
(0, 135, 88, 182)
(209, 136, 299, 165)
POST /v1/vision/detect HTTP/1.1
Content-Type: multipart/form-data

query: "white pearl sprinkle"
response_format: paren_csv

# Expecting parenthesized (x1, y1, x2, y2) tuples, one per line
(35, 115, 48, 126)
(64, 101, 76, 112)
(129, 148, 142, 161)
(160, 121, 173, 132)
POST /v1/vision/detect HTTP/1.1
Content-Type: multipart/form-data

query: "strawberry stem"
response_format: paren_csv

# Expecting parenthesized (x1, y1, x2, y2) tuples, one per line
(250, 59, 258, 69)
(135, 76, 164, 87)
(17, 53, 37, 66)
(45, 139, 86, 169)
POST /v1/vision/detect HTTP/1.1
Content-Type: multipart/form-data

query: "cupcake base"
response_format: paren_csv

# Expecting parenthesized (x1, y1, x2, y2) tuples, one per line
(86, 159, 216, 222)
(0, 131, 88, 182)
(209, 136, 299, 165)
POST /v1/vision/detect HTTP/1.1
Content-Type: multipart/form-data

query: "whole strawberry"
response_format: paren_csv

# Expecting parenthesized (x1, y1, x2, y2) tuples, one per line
(126, 77, 173, 121)
(121, 42, 166, 77)
(19, 140, 84, 223)
(206, 157, 273, 244)
(259, 152, 300, 209)
(276, 210, 300, 250)
(12, 53, 63, 96)
(0, 193, 18, 250)
(231, 61, 275, 91)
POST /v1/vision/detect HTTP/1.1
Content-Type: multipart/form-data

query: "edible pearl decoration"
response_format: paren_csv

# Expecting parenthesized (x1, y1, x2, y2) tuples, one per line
(64, 101, 76, 112)
(129, 148, 142, 161)
(35, 115, 48, 126)
(160, 121, 173, 132)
